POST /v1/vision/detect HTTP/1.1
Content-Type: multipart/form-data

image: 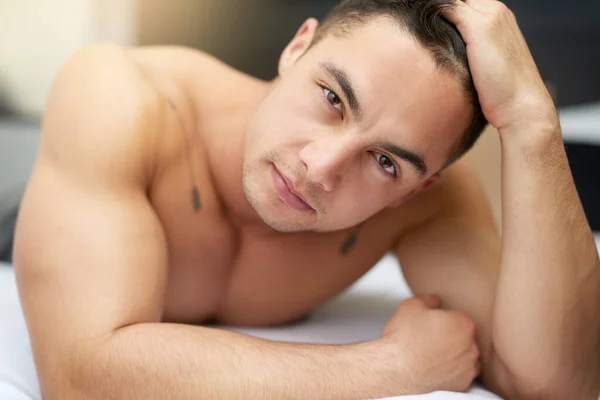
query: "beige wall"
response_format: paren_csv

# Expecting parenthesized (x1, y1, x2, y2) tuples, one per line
(138, 1, 256, 49)
(464, 125, 502, 229)
(0, 0, 136, 118)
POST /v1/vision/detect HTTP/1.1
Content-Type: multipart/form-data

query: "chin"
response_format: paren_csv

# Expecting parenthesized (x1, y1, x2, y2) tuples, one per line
(243, 157, 318, 232)
(263, 215, 315, 233)
(252, 196, 319, 233)
(242, 175, 312, 234)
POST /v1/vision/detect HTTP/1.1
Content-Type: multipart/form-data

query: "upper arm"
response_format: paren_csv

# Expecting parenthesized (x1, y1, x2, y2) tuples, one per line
(394, 162, 501, 369)
(13, 44, 169, 391)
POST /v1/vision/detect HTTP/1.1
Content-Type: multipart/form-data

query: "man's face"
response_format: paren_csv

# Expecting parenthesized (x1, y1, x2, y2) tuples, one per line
(243, 17, 472, 233)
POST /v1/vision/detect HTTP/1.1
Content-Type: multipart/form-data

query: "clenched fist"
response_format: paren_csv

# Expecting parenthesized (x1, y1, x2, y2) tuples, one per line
(377, 295, 481, 395)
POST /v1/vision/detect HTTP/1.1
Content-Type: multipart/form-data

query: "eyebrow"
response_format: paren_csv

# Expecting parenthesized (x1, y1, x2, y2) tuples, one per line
(379, 142, 428, 176)
(319, 63, 427, 176)
(320, 62, 363, 121)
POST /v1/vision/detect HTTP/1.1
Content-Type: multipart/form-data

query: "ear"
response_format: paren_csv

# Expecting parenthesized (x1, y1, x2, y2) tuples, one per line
(387, 174, 442, 208)
(278, 18, 320, 77)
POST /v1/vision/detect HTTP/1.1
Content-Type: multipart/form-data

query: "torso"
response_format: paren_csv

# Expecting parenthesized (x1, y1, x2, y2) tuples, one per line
(127, 46, 453, 327)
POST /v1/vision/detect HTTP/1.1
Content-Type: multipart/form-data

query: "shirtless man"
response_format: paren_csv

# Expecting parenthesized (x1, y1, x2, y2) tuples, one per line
(12, 0, 600, 399)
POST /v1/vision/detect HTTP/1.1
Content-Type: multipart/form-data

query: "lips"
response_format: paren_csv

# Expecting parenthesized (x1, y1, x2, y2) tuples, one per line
(271, 164, 313, 212)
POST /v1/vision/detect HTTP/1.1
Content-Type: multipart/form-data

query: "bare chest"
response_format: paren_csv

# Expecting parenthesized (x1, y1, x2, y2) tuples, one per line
(151, 165, 400, 326)
(141, 63, 405, 326)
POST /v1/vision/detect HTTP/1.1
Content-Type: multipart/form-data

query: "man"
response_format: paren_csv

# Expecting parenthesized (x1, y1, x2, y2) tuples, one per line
(12, 0, 600, 398)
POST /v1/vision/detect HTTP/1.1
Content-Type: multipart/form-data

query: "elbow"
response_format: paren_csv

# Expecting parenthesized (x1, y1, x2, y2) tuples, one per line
(39, 373, 94, 400)
(508, 384, 599, 400)
(525, 369, 600, 400)
(498, 366, 599, 400)
(38, 348, 107, 400)
(484, 353, 600, 400)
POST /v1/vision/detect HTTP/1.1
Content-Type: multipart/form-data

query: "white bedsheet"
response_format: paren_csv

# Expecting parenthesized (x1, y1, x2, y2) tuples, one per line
(1, 234, 599, 399)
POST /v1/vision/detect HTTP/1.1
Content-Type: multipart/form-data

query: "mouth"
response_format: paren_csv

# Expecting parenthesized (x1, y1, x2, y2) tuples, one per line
(271, 164, 314, 212)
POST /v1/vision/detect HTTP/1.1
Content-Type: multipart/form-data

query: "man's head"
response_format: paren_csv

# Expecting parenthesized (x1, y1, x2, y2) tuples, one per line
(242, 0, 487, 233)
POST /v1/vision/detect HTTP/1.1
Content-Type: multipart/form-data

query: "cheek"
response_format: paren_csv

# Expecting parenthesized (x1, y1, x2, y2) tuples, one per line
(269, 81, 328, 131)
(339, 179, 391, 215)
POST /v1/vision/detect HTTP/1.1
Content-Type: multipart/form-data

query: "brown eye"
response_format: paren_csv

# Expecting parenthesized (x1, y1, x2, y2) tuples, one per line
(323, 88, 342, 112)
(374, 152, 397, 176)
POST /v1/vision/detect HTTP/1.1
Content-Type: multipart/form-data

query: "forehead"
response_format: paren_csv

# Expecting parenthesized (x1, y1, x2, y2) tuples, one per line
(310, 18, 472, 170)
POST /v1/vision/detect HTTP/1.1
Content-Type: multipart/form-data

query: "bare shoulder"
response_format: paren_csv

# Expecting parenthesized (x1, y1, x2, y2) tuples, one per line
(128, 45, 266, 112)
(129, 45, 235, 72)
(47, 43, 162, 116)
(40, 43, 167, 186)
(129, 45, 262, 91)
(427, 160, 495, 219)
(388, 159, 497, 243)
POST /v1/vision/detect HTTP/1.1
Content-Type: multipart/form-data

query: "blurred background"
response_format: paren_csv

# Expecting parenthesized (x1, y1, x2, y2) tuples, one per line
(0, 0, 599, 262)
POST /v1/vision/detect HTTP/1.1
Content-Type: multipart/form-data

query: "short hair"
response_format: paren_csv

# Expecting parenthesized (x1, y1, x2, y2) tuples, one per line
(310, 0, 488, 165)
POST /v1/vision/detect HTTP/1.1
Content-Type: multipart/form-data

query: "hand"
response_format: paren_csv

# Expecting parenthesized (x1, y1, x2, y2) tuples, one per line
(379, 295, 480, 394)
(442, 0, 557, 133)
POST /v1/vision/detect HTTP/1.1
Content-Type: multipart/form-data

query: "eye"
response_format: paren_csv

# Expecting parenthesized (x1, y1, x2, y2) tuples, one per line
(323, 87, 343, 113)
(373, 152, 397, 177)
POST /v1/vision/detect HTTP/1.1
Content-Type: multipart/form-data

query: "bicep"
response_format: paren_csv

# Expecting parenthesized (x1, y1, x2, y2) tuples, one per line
(14, 164, 168, 393)
(395, 163, 501, 361)
(12, 44, 169, 388)
(15, 164, 168, 335)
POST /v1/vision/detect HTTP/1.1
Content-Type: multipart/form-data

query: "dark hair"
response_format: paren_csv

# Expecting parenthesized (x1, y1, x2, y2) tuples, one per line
(310, 0, 488, 165)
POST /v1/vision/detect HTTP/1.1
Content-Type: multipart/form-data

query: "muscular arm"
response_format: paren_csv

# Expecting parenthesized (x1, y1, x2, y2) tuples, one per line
(14, 44, 398, 400)
(397, 1, 600, 398)
(396, 143, 600, 400)
(394, 162, 500, 386)
(491, 122, 600, 398)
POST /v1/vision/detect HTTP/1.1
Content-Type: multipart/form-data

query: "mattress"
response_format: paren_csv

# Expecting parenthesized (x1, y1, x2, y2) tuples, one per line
(1, 234, 599, 399)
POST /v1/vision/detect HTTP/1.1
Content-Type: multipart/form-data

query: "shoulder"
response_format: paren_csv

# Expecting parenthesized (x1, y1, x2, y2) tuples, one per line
(387, 159, 498, 245)
(128, 45, 263, 95)
(48, 43, 162, 111)
(39, 44, 167, 186)
(424, 160, 494, 219)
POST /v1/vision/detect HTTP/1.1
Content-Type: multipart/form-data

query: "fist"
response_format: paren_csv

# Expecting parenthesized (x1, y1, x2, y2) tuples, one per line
(380, 295, 481, 394)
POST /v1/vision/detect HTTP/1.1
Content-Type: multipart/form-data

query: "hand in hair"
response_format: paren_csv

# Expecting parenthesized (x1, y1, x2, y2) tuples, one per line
(442, 0, 557, 134)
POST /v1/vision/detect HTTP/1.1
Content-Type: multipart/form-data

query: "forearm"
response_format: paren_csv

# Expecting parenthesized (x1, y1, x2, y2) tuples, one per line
(67, 322, 392, 400)
(492, 120, 600, 397)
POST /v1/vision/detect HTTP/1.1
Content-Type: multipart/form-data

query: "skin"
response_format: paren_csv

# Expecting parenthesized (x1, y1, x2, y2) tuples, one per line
(12, 1, 600, 399)
(241, 17, 468, 233)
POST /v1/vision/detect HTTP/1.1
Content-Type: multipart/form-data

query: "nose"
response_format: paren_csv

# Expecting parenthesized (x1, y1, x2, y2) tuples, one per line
(299, 137, 355, 192)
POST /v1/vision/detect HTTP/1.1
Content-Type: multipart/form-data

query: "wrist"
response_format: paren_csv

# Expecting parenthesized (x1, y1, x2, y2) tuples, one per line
(494, 87, 557, 132)
(498, 115, 563, 155)
(357, 339, 416, 396)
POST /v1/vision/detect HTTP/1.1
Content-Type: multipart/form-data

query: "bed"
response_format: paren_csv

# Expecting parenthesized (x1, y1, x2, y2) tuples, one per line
(2, 235, 599, 399)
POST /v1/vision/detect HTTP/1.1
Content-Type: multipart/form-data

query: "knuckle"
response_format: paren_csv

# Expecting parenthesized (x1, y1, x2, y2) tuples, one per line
(472, 345, 480, 359)
(402, 297, 423, 311)
(480, 17, 500, 32)
(450, 311, 476, 333)
(464, 319, 477, 335)
(495, 1, 509, 12)
(481, 2, 512, 28)
(397, 297, 413, 309)
(459, 379, 472, 393)
(480, 14, 494, 28)
(495, 2, 514, 20)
